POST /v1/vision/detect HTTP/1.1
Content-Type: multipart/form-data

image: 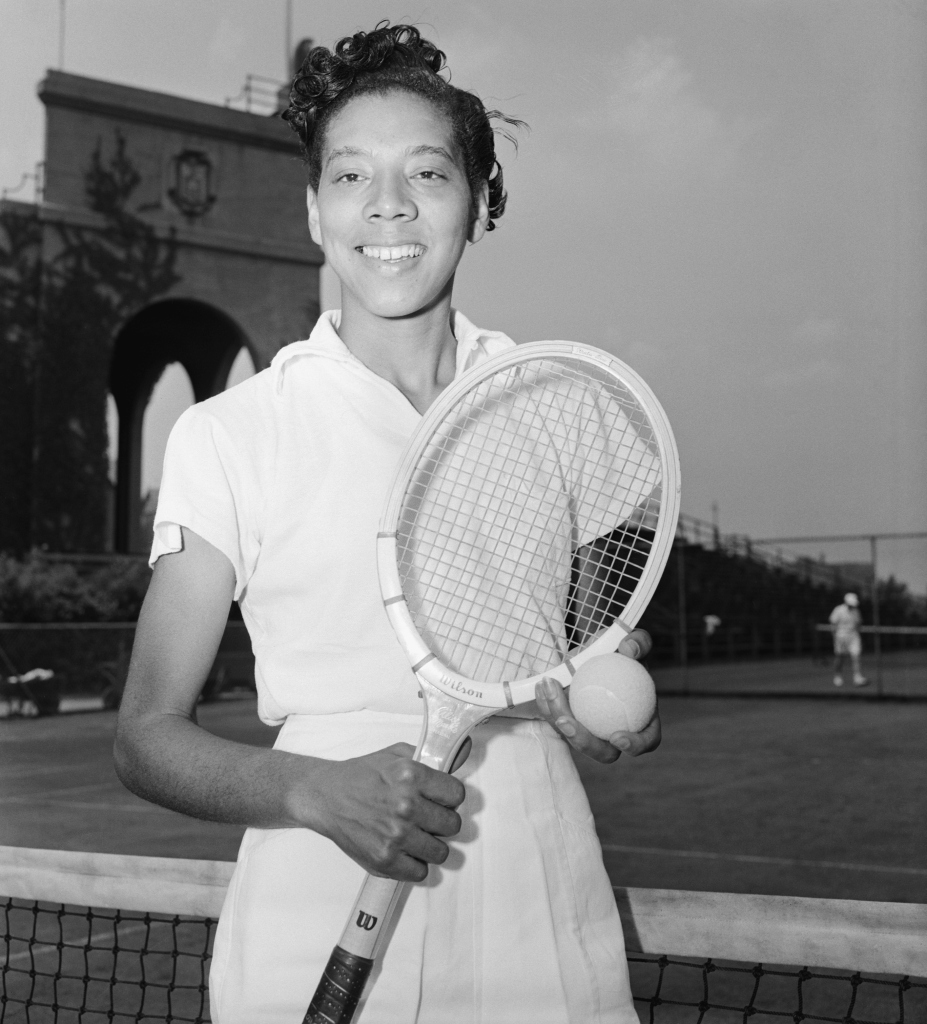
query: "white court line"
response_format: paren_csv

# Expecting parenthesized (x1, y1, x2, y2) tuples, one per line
(0, 782, 116, 801)
(0, 796, 164, 813)
(4, 922, 154, 965)
(0, 763, 96, 782)
(601, 843, 927, 876)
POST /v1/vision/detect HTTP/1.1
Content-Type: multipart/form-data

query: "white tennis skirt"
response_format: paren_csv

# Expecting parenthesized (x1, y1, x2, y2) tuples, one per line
(209, 710, 638, 1024)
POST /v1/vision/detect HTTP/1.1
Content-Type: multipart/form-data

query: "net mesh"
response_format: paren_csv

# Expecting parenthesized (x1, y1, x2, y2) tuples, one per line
(1, 898, 215, 1023)
(628, 954, 927, 1024)
(3, 851, 921, 1024)
(3, 887, 925, 1024)
(395, 355, 668, 683)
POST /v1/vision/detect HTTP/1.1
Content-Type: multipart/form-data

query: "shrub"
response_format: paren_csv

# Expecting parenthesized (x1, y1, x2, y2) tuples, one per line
(0, 552, 150, 622)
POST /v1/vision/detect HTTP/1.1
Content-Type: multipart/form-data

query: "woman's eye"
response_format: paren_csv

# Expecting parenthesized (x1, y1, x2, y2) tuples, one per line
(415, 169, 445, 181)
(335, 172, 363, 183)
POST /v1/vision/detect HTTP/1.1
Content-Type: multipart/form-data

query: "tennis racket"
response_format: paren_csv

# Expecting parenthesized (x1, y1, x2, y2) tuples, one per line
(304, 340, 680, 1023)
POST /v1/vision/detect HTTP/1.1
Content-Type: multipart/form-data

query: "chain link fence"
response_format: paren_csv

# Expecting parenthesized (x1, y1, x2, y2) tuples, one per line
(0, 621, 254, 717)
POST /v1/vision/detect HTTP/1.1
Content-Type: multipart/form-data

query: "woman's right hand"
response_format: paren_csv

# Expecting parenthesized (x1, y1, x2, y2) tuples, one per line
(115, 525, 469, 884)
(296, 743, 467, 882)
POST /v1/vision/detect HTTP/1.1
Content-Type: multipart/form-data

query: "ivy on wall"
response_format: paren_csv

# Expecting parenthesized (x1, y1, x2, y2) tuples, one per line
(0, 205, 41, 355)
(0, 206, 42, 552)
(0, 132, 181, 553)
(51, 133, 181, 323)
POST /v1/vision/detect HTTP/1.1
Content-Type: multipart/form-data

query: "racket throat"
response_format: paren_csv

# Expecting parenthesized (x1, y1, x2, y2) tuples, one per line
(415, 678, 496, 771)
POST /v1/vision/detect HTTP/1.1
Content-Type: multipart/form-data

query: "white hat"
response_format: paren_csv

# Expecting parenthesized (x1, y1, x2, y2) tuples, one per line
(844, 592, 859, 607)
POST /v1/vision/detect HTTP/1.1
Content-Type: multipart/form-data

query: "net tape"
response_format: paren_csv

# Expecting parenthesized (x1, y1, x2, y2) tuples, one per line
(396, 356, 664, 682)
(2, 848, 925, 1023)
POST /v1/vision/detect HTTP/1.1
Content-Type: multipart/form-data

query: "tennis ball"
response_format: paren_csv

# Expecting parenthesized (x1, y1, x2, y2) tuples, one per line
(569, 653, 656, 739)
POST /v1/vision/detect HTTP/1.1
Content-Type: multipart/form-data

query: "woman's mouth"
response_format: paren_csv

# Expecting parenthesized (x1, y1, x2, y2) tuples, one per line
(356, 244, 425, 263)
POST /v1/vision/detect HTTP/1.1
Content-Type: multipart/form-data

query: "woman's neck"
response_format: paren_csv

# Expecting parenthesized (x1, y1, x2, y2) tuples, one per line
(337, 293, 458, 415)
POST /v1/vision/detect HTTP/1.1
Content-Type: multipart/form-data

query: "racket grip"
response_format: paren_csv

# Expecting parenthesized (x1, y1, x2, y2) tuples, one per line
(303, 945, 373, 1024)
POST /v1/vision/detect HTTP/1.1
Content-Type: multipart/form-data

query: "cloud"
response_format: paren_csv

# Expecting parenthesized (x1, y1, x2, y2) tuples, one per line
(433, 18, 528, 104)
(599, 37, 750, 180)
(207, 17, 247, 74)
(793, 316, 840, 346)
(761, 317, 844, 390)
(625, 341, 669, 373)
(762, 353, 843, 393)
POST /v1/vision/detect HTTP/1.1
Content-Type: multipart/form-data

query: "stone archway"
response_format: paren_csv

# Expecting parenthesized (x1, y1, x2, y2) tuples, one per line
(0, 71, 320, 556)
(109, 298, 252, 553)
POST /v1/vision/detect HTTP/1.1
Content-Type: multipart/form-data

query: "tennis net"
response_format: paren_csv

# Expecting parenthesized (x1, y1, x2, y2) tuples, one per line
(2, 845, 925, 1023)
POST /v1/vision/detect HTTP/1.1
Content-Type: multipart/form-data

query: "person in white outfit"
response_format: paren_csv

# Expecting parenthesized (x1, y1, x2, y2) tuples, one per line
(114, 23, 659, 1023)
(829, 592, 868, 687)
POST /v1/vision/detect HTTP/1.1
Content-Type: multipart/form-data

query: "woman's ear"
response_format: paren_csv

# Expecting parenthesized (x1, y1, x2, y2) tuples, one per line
(306, 186, 323, 246)
(468, 182, 490, 244)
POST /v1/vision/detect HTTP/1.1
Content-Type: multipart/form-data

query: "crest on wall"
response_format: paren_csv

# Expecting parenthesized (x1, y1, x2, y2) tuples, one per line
(168, 150, 216, 218)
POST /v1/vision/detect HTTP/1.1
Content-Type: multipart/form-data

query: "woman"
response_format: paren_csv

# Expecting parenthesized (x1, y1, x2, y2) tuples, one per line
(115, 23, 659, 1023)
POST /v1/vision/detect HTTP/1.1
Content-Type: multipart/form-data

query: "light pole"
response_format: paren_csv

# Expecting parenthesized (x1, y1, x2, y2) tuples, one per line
(870, 535, 882, 695)
(58, 0, 66, 70)
(677, 537, 688, 692)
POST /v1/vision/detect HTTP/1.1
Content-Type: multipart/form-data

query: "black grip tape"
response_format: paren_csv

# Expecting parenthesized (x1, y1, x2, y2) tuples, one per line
(303, 945, 375, 1024)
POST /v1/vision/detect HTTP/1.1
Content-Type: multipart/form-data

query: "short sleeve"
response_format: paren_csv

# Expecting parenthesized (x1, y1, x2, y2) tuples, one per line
(148, 403, 265, 601)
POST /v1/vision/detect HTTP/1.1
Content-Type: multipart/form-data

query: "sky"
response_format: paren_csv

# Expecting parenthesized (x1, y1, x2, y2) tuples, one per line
(2, 0, 926, 589)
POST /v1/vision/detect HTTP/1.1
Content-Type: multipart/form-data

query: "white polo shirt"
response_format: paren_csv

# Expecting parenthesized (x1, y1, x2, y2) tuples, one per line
(150, 310, 515, 724)
(829, 602, 861, 639)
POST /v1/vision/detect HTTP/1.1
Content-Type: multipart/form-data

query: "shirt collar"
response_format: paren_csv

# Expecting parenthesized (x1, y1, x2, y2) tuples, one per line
(271, 309, 514, 393)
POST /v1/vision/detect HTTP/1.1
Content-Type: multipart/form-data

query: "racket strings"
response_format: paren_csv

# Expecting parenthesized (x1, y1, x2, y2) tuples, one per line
(395, 357, 665, 684)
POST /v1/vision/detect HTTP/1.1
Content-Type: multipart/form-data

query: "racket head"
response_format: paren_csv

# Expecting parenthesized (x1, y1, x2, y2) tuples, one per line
(377, 341, 680, 709)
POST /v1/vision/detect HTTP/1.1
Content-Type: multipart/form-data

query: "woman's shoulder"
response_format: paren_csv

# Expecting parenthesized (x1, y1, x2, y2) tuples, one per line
(190, 367, 276, 421)
(168, 368, 279, 461)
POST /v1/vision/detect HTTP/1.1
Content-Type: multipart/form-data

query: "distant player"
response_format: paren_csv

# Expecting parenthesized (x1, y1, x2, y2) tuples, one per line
(829, 592, 868, 687)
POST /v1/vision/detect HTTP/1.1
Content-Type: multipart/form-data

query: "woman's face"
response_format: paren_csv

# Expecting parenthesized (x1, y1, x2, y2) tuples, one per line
(307, 90, 488, 321)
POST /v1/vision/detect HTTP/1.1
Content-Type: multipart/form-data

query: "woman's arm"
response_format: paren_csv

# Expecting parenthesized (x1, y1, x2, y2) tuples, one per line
(113, 527, 464, 883)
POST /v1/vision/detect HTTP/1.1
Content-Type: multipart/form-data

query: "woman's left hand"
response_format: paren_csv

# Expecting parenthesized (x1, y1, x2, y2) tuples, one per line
(535, 629, 661, 764)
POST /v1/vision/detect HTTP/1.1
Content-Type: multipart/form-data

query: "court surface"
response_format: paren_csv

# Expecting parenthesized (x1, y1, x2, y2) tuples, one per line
(2, 682, 924, 906)
(653, 647, 926, 699)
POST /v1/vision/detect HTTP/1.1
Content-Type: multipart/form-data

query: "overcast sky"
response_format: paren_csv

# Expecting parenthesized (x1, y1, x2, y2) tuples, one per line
(2, 0, 925, 587)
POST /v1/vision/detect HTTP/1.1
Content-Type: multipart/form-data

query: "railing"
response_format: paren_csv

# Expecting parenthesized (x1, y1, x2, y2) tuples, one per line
(224, 74, 287, 115)
(1, 162, 44, 203)
(676, 513, 873, 590)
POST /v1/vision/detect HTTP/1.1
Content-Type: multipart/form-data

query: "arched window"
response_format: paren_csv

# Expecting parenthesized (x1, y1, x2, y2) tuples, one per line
(226, 346, 257, 389)
(109, 299, 252, 553)
(138, 363, 195, 544)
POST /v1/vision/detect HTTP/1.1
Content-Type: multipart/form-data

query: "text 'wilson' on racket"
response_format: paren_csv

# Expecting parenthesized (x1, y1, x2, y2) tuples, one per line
(304, 340, 681, 1023)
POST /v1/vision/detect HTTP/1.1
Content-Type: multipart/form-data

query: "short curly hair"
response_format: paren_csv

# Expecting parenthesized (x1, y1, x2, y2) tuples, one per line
(281, 22, 522, 230)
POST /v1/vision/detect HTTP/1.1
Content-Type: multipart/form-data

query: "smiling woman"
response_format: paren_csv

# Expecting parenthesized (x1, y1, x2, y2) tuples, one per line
(305, 92, 485, 371)
(283, 24, 521, 412)
(112, 22, 655, 1024)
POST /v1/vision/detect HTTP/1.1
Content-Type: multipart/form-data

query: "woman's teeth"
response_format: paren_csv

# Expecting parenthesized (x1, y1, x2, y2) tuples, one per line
(358, 244, 425, 262)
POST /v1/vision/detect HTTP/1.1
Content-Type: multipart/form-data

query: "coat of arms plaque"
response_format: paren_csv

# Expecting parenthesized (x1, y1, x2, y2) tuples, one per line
(168, 150, 216, 218)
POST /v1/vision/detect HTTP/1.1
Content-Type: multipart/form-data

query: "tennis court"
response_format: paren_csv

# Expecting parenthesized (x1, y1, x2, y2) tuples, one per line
(2, 687, 925, 1021)
(652, 644, 927, 701)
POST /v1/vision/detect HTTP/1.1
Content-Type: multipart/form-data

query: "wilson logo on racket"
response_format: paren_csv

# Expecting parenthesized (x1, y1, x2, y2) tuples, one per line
(355, 912, 378, 931)
(447, 679, 483, 699)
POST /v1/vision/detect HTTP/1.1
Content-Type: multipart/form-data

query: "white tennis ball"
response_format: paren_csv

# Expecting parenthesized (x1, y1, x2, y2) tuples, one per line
(569, 653, 656, 740)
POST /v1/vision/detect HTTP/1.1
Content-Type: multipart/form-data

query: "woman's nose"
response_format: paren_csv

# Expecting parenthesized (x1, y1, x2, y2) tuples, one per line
(364, 172, 417, 221)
